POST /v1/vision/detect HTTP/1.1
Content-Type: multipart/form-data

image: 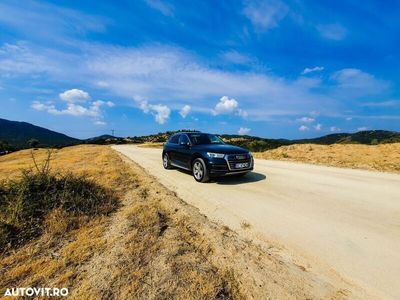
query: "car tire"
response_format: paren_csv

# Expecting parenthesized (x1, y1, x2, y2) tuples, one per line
(192, 158, 210, 183)
(163, 153, 173, 169)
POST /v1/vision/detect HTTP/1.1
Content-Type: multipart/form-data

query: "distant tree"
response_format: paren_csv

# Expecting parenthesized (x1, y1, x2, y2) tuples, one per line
(370, 139, 379, 145)
(27, 139, 40, 148)
(0, 140, 9, 152)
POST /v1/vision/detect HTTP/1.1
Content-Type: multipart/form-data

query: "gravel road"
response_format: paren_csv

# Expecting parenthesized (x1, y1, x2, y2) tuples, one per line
(113, 145, 400, 299)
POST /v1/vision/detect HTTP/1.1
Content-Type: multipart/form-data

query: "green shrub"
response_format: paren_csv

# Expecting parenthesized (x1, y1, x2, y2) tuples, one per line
(0, 151, 118, 251)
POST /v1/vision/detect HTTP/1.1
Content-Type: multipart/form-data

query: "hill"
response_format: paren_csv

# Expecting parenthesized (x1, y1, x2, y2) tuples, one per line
(0, 118, 81, 148)
(294, 130, 400, 145)
(130, 130, 400, 152)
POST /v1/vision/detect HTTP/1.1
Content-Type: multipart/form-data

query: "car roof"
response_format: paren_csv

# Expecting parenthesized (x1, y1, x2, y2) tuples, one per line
(170, 132, 220, 138)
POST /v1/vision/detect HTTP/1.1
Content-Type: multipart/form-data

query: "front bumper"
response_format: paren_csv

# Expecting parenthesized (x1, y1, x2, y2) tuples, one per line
(206, 155, 254, 176)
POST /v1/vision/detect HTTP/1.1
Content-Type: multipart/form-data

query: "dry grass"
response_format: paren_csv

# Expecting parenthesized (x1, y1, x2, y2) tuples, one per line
(0, 145, 360, 299)
(0, 145, 240, 299)
(137, 142, 164, 149)
(254, 143, 400, 173)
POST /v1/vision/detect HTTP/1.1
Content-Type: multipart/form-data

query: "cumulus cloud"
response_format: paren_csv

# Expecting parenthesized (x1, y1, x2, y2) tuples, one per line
(59, 88, 90, 103)
(317, 23, 347, 40)
(238, 127, 251, 135)
(330, 126, 341, 132)
(302, 66, 324, 75)
(314, 123, 322, 131)
(357, 126, 368, 131)
(212, 96, 248, 118)
(31, 89, 114, 123)
(179, 105, 191, 118)
(297, 116, 315, 123)
(299, 125, 309, 131)
(137, 99, 171, 124)
(213, 96, 238, 114)
(243, 0, 289, 31)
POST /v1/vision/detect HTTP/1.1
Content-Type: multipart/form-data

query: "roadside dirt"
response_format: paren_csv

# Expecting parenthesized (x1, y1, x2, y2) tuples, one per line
(114, 144, 400, 299)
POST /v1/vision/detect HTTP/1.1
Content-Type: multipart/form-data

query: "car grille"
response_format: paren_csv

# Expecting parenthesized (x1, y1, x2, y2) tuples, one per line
(226, 153, 252, 170)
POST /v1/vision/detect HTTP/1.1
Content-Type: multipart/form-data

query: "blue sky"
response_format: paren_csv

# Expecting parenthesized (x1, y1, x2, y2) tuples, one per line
(0, 0, 399, 139)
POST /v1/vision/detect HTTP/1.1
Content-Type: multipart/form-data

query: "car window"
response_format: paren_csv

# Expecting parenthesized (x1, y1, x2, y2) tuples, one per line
(169, 134, 180, 144)
(179, 134, 190, 145)
(189, 134, 224, 145)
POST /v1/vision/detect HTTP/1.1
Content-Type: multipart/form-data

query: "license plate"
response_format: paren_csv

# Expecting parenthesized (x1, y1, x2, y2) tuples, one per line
(235, 162, 249, 169)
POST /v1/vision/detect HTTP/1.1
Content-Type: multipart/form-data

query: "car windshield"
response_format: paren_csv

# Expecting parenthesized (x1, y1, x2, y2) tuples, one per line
(189, 134, 224, 145)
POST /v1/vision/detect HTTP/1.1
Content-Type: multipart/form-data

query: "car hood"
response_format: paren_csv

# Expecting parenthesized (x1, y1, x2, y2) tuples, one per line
(193, 144, 249, 154)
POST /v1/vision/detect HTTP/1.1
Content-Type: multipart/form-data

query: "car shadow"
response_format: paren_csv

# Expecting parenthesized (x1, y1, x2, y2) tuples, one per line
(212, 172, 266, 185)
(172, 169, 266, 185)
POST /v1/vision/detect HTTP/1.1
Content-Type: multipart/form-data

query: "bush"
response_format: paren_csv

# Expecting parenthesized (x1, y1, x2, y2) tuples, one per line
(0, 151, 118, 251)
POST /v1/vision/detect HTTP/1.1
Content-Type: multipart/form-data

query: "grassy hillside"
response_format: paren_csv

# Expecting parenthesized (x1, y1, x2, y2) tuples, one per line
(0, 118, 81, 148)
(294, 130, 400, 145)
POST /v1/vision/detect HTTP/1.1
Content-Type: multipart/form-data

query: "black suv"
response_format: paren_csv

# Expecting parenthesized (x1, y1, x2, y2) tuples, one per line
(162, 132, 253, 182)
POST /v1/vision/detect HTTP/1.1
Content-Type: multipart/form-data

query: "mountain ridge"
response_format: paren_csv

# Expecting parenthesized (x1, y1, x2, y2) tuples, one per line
(1, 118, 399, 153)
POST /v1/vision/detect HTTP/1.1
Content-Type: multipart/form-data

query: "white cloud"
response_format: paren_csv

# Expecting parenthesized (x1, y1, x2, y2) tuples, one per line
(96, 81, 109, 88)
(94, 120, 106, 126)
(179, 105, 191, 118)
(6, 41, 392, 123)
(331, 68, 389, 97)
(237, 109, 248, 118)
(243, 0, 289, 31)
(357, 127, 368, 131)
(330, 126, 341, 132)
(31, 89, 114, 124)
(317, 23, 347, 40)
(211, 96, 248, 119)
(361, 100, 399, 107)
(297, 116, 315, 123)
(137, 100, 171, 124)
(223, 50, 251, 64)
(59, 88, 90, 103)
(213, 96, 238, 115)
(0, 42, 55, 76)
(299, 125, 309, 131)
(346, 117, 353, 121)
(314, 123, 322, 131)
(302, 66, 324, 75)
(238, 127, 251, 135)
(144, 0, 174, 16)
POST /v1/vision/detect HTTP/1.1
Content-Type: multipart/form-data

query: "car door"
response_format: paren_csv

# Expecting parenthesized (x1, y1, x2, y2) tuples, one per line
(177, 134, 192, 169)
(168, 134, 180, 165)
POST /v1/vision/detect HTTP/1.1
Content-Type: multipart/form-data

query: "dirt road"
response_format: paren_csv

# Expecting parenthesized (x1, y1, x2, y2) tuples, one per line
(113, 145, 400, 299)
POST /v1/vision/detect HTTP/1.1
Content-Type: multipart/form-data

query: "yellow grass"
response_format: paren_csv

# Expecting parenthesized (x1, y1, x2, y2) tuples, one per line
(137, 142, 164, 149)
(254, 143, 400, 173)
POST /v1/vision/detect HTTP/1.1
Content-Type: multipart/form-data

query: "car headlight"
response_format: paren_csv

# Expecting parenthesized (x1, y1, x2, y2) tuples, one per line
(207, 152, 225, 158)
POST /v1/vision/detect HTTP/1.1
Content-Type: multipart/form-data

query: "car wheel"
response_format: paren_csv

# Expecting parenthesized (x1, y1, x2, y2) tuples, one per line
(163, 153, 173, 169)
(192, 158, 210, 183)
